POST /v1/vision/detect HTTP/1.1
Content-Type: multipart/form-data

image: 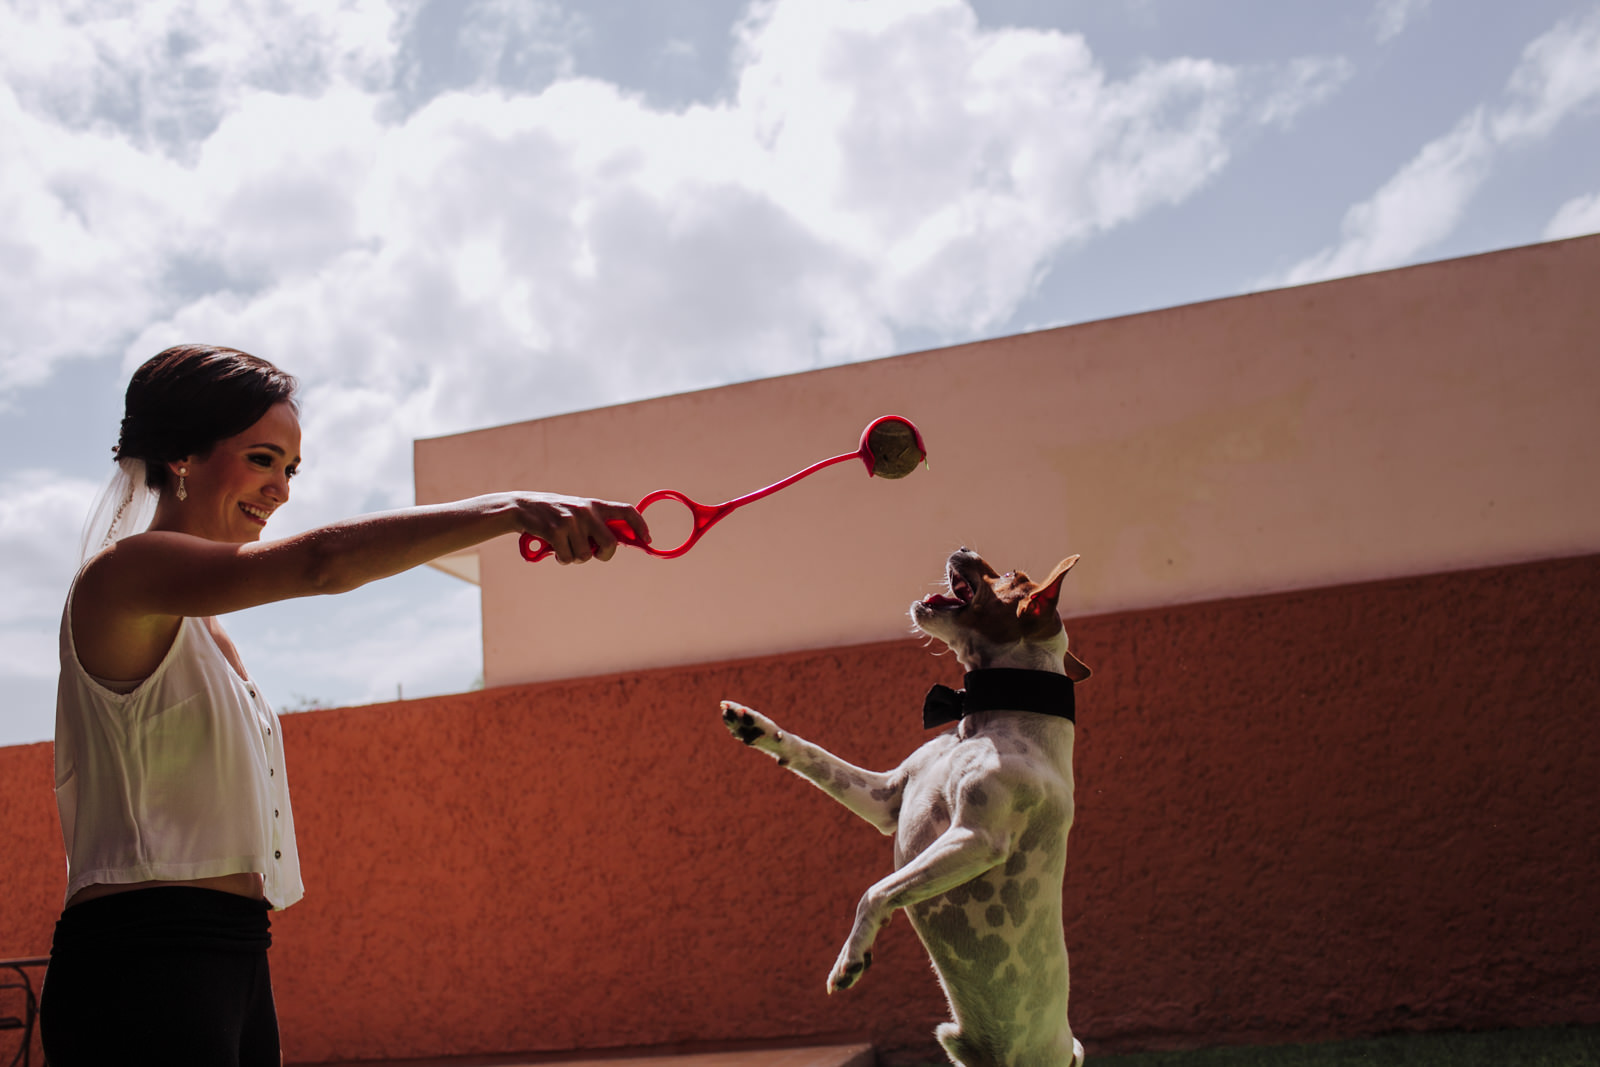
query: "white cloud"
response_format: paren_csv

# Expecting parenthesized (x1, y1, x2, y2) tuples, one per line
(0, 0, 401, 388)
(0, 0, 396, 147)
(6, 0, 1342, 502)
(1254, 56, 1356, 129)
(231, 572, 483, 710)
(1271, 6, 1600, 287)
(4, 0, 1345, 394)
(1544, 191, 1600, 239)
(0, 471, 98, 618)
(0, 86, 188, 389)
(455, 0, 584, 89)
(1373, 0, 1432, 43)
(1492, 5, 1600, 144)
(1275, 110, 1494, 286)
(0, 0, 1351, 739)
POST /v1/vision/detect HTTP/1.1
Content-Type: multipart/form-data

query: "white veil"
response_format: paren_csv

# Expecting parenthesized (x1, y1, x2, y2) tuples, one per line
(78, 456, 160, 566)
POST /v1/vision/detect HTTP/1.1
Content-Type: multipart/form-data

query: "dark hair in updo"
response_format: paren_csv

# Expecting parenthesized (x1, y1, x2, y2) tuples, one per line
(117, 344, 299, 491)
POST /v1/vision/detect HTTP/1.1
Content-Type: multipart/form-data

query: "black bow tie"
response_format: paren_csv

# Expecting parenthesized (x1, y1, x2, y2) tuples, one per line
(923, 668, 1077, 730)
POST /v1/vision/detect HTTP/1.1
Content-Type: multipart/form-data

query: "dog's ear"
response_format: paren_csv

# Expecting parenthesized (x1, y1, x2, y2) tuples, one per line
(1062, 645, 1092, 682)
(1021, 556, 1092, 681)
(1018, 555, 1078, 623)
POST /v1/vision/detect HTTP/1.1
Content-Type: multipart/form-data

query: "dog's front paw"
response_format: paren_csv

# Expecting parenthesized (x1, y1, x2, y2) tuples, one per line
(721, 701, 781, 749)
(827, 948, 872, 994)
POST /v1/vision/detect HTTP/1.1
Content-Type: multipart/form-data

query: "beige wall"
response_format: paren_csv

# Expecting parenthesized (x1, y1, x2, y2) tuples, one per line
(415, 235, 1600, 689)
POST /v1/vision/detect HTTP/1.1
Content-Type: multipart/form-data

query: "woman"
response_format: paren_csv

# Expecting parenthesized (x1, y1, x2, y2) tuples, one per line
(40, 344, 647, 1066)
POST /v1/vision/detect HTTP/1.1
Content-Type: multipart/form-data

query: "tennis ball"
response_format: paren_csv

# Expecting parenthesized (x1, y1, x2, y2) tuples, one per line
(866, 417, 925, 479)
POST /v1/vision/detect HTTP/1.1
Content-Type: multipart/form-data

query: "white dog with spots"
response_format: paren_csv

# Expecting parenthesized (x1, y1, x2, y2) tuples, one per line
(721, 547, 1091, 1067)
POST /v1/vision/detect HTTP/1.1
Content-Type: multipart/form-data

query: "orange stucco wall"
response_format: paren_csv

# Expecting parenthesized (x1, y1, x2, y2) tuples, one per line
(3, 554, 1597, 1063)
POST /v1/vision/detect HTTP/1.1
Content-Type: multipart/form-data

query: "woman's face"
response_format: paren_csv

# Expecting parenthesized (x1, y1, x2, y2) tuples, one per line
(176, 401, 302, 543)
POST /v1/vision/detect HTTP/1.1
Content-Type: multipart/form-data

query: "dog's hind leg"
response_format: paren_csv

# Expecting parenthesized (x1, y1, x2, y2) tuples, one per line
(936, 1025, 1084, 1067)
(721, 701, 902, 834)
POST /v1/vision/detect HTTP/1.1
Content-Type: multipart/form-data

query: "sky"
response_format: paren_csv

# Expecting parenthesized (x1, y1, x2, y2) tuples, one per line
(2, 0, 1598, 747)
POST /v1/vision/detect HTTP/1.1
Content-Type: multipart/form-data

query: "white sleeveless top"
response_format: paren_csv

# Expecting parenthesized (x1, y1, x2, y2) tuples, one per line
(54, 581, 304, 909)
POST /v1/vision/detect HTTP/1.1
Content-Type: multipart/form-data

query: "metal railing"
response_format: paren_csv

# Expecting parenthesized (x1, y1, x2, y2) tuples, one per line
(0, 957, 47, 1067)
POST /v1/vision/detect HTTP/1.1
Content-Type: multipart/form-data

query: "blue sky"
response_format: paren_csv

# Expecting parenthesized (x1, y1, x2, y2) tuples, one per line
(2, 0, 1598, 746)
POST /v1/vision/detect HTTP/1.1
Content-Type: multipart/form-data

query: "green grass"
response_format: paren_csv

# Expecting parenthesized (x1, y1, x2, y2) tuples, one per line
(1087, 1027, 1600, 1067)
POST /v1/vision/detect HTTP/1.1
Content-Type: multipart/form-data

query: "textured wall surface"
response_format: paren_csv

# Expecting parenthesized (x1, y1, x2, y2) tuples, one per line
(2, 555, 1597, 1064)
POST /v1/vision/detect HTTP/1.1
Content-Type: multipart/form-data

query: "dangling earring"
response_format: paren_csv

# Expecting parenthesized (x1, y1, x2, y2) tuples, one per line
(176, 470, 188, 502)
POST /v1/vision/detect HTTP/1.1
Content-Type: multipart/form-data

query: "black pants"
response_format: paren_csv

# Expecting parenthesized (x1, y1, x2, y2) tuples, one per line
(39, 887, 280, 1067)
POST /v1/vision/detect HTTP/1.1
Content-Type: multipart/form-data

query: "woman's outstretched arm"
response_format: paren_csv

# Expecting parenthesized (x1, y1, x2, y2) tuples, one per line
(75, 491, 646, 626)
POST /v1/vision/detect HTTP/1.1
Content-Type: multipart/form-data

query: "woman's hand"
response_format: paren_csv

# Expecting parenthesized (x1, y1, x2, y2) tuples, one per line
(507, 493, 650, 564)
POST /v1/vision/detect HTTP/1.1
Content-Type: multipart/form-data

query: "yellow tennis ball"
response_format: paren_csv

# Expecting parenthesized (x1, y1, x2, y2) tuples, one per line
(866, 418, 925, 479)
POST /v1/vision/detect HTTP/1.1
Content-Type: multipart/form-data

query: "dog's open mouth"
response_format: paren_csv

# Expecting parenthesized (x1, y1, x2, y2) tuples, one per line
(921, 567, 975, 610)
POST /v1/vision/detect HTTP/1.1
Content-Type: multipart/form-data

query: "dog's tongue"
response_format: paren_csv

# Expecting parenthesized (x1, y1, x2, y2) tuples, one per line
(923, 593, 964, 608)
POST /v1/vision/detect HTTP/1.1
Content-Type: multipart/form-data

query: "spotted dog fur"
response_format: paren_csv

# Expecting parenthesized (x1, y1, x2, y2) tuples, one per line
(721, 547, 1091, 1067)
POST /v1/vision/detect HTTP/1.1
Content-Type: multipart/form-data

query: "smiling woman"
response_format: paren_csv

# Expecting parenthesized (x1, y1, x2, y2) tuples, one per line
(39, 344, 650, 1067)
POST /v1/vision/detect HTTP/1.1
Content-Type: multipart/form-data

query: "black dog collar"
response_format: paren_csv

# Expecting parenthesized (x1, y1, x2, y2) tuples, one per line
(923, 668, 1076, 729)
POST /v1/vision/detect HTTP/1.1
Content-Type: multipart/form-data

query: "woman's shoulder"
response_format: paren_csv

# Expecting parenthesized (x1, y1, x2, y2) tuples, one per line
(70, 540, 191, 682)
(76, 530, 216, 597)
